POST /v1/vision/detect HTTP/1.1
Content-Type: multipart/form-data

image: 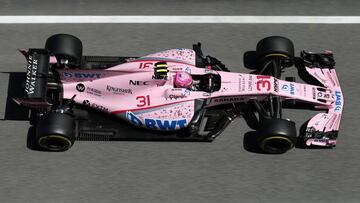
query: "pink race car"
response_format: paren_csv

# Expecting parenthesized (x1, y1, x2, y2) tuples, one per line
(14, 34, 343, 153)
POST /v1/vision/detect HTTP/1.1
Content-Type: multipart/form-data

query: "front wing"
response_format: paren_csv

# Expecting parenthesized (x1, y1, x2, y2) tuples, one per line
(298, 51, 344, 147)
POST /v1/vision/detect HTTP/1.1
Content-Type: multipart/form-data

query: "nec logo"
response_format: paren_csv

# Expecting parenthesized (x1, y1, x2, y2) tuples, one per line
(129, 80, 149, 85)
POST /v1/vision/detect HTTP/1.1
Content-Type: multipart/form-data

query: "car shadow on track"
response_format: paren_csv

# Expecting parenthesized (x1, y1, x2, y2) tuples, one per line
(2, 72, 30, 121)
(243, 131, 266, 154)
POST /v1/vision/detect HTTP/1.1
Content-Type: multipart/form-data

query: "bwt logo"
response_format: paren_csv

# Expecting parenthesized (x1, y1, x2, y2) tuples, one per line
(126, 111, 187, 130)
(129, 80, 150, 86)
(290, 82, 295, 95)
(63, 72, 102, 79)
(334, 91, 342, 112)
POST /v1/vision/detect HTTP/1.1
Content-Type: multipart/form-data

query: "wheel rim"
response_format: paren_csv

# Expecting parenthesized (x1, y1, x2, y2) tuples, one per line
(38, 135, 72, 151)
(261, 136, 294, 153)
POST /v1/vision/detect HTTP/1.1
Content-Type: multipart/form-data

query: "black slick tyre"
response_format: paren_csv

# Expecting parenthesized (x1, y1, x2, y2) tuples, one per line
(45, 34, 83, 66)
(256, 118, 296, 154)
(35, 112, 75, 152)
(256, 36, 294, 60)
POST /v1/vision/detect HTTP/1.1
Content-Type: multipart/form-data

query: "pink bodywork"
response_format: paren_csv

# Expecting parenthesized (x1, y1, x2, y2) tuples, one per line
(55, 48, 343, 146)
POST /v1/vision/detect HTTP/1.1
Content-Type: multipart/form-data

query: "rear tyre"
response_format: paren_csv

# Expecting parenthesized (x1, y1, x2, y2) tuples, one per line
(35, 112, 76, 152)
(45, 34, 83, 67)
(256, 36, 294, 60)
(256, 118, 296, 154)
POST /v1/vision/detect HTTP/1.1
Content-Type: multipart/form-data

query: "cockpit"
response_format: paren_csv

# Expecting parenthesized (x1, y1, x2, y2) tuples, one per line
(174, 72, 221, 93)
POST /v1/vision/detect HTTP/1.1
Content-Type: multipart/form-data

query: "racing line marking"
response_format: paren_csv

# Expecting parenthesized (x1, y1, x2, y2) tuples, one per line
(0, 16, 360, 24)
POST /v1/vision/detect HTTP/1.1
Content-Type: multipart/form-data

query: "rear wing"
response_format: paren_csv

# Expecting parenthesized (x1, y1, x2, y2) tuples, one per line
(297, 51, 344, 147)
(13, 49, 51, 108)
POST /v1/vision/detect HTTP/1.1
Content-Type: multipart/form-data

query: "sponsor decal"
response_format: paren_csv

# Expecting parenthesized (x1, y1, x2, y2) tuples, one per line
(172, 88, 183, 92)
(248, 75, 253, 91)
(83, 100, 90, 105)
(129, 80, 150, 86)
(312, 87, 316, 99)
(83, 100, 108, 112)
(238, 78, 242, 91)
(274, 79, 279, 92)
(314, 139, 326, 143)
(76, 83, 101, 96)
(282, 83, 295, 95)
(213, 97, 243, 103)
(106, 85, 132, 95)
(126, 111, 187, 130)
(136, 95, 150, 107)
(172, 67, 183, 71)
(256, 75, 271, 91)
(25, 55, 38, 95)
(185, 67, 191, 73)
(290, 82, 295, 95)
(168, 94, 186, 100)
(238, 77, 245, 92)
(63, 72, 102, 79)
(139, 62, 153, 69)
(281, 84, 289, 91)
(184, 89, 190, 96)
(86, 86, 101, 96)
(76, 83, 85, 92)
(334, 91, 342, 112)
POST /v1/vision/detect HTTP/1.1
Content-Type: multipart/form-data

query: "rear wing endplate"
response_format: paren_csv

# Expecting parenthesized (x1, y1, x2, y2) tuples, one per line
(22, 49, 50, 100)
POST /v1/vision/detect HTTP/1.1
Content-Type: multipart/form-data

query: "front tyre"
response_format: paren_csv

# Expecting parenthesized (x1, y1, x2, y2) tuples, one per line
(256, 118, 296, 154)
(256, 36, 294, 60)
(36, 112, 76, 152)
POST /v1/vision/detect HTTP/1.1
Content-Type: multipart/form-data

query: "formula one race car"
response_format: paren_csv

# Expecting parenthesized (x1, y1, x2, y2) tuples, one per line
(14, 34, 344, 153)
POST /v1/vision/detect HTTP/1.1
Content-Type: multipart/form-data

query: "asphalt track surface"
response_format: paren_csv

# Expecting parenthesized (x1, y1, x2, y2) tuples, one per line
(1, 1, 360, 203)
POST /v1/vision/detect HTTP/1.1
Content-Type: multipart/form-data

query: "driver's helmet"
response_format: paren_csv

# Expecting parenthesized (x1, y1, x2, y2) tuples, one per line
(174, 71, 193, 88)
